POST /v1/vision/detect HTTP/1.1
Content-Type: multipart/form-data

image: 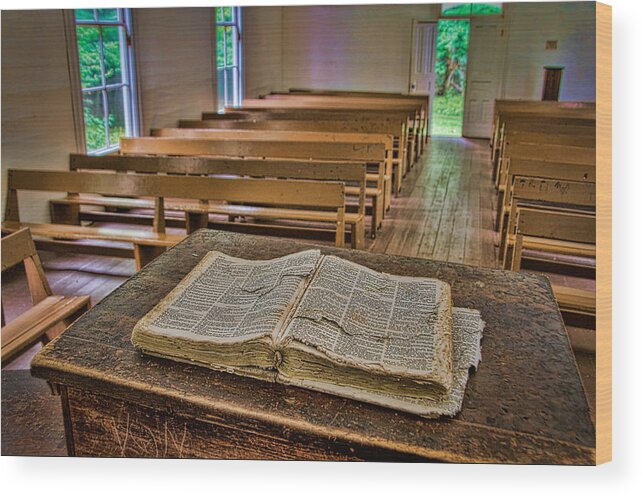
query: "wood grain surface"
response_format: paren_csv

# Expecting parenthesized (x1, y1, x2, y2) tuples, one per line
(31, 229, 595, 463)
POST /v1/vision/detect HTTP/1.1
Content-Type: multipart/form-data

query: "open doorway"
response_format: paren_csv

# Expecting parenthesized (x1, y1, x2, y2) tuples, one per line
(430, 19, 470, 137)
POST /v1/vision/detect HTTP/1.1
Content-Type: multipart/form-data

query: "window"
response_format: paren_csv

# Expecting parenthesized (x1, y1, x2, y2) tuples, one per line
(75, 8, 138, 154)
(441, 3, 503, 17)
(216, 7, 242, 110)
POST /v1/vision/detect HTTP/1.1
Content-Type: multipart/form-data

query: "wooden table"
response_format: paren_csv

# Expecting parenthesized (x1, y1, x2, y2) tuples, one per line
(31, 230, 595, 463)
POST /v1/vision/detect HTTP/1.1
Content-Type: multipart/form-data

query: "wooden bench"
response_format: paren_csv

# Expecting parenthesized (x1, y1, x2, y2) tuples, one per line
(235, 99, 421, 165)
(3, 170, 187, 269)
(493, 118, 596, 181)
(63, 154, 368, 248)
(120, 136, 382, 239)
(215, 106, 415, 173)
(282, 88, 430, 151)
(200, 108, 409, 170)
(178, 118, 409, 196)
(495, 142, 596, 234)
(4, 169, 353, 267)
(505, 207, 596, 318)
(491, 99, 596, 156)
(495, 128, 596, 181)
(263, 92, 428, 157)
(502, 176, 596, 270)
(149, 127, 395, 214)
(1, 228, 91, 364)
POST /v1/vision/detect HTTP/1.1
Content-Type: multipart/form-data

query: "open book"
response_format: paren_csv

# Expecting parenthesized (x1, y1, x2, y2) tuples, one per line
(132, 250, 484, 418)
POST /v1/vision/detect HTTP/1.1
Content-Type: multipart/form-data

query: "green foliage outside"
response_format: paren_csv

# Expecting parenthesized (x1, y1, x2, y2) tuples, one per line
(216, 26, 236, 68)
(431, 94, 466, 137)
(216, 7, 234, 23)
(76, 14, 125, 152)
(431, 19, 470, 137)
(441, 3, 502, 17)
(216, 7, 237, 70)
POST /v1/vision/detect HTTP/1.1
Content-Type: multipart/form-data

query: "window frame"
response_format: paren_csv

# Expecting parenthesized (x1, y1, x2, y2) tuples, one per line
(74, 8, 139, 155)
(215, 7, 243, 111)
(440, 3, 504, 19)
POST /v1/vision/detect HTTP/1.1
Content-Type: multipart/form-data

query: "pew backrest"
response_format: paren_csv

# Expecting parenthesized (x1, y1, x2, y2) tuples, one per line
(4, 169, 346, 216)
(516, 208, 596, 244)
(120, 137, 386, 163)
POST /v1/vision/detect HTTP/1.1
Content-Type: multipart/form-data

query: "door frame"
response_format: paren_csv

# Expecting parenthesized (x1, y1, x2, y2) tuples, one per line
(462, 16, 508, 138)
(408, 19, 438, 135)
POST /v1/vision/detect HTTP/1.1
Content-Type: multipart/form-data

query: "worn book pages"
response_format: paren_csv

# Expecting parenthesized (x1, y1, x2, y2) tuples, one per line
(278, 307, 483, 417)
(132, 249, 321, 380)
(277, 255, 454, 399)
(132, 250, 484, 418)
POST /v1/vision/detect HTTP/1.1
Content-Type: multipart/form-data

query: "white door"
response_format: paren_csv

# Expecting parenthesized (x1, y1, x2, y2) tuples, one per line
(409, 21, 438, 96)
(462, 18, 507, 138)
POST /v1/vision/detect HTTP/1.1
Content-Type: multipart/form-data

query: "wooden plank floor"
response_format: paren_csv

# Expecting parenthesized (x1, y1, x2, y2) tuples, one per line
(1, 137, 595, 456)
(368, 138, 498, 267)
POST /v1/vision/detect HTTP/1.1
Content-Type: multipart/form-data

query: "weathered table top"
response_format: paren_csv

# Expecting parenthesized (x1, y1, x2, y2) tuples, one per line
(31, 229, 595, 464)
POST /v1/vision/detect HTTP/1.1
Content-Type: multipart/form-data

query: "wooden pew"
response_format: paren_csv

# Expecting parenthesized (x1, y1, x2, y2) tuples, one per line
(3, 170, 350, 268)
(1, 228, 92, 363)
(150, 127, 394, 214)
(63, 154, 368, 249)
(498, 158, 595, 233)
(502, 176, 596, 270)
(495, 142, 596, 234)
(506, 206, 596, 318)
(120, 136, 385, 237)
(237, 98, 421, 163)
(221, 103, 418, 171)
(493, 116, 596, 177)
(495, 128, 596, 188)
(178, 118, 409, 195)
(201, 108, 408, 162)
(284, 89, 430, 145)
(265, 92, 429, 155)
(490, 100, 596, 162)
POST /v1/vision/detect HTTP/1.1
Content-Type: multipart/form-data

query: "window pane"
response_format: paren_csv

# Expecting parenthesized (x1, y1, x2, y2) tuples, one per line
(102, 26, 123, 85)
(216, 26, 225, 67)
(225, 26, 235, 66)
(83, 91, 107, 152)
(216, 7, 223, 23)
(226, 69, 236, 107)
(441, 3, 472, 16)
(77, 26, 103, 88)
(76, 9, 95, 21)
(107, 88, 126, 147)
(471, 3, 503, 15)
(223, 7, 233, 22)
(97, 8, 119, 21)
(217, 69, 226, 110)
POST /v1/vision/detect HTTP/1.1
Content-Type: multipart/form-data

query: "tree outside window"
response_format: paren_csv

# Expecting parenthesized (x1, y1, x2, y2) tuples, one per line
(75, 8, 138, 154)
(216, 7, 242, 111)
(441, 3, 503, 17)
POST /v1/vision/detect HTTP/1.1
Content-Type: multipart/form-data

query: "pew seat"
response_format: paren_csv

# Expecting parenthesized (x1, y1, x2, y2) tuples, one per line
(2, 295, 91, 363)
(49, 194, 366, 248)
(1, 228, 92, 364)
(504, 234, 596, 260)
(1, 221, 185, 270)
(552, 285, 596, 317)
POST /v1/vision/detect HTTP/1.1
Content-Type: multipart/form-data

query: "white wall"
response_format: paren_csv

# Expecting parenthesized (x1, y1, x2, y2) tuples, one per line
(243, 6, 283, 98)
(281, 4, 440, 93)
(259, 2, 596, 101)
(134, 8, 217, 133)
(1, 10, 79, 222)
(502, 2, 596, 101)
